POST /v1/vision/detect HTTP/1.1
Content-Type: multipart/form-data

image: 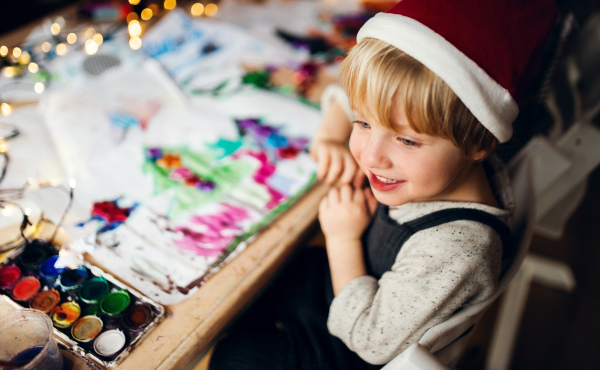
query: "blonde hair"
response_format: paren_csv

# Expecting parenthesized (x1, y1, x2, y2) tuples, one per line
(340, 38, 497, 157)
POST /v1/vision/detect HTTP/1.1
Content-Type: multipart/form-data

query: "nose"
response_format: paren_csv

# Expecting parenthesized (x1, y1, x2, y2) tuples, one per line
(360, 134, 392, 169)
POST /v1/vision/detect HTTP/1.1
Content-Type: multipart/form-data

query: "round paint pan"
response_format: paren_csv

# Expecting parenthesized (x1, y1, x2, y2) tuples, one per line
(71, 315, 104, 342)
(11, 276, 41, 302)
(79, 277, 109, 304)
(39, 255, 66, 286)
(57, 267, 88, 292)
(0, 265, 21, 290)
(122, 301, 153, 332)
(93, 329, 126, 357)
(29, 289, 61, 313)
(99, 290, 130, 317)
(51, 301, 81, 328)
(19, 239, 53, 273)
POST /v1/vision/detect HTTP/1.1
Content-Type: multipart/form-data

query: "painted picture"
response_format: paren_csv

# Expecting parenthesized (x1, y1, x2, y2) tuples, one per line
(42, 78, 321, 304)
(141, 9, 306, 97)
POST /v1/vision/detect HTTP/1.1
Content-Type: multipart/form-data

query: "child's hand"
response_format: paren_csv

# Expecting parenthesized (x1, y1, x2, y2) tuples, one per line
(318, 184, 378, 243)
(310, 139, 364, 186)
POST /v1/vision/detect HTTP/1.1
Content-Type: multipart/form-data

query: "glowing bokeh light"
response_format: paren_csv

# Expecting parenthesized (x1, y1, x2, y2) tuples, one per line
(41, 42, 51, 53)
(34, 82, 45, 94)
(0, 46, 7, 57)
(191, 3, 204, 16)
(127, 12, 138, 22)
(129, 36, 143, 50)
(19, 51, 31, 64)
(85, 40, 99, 55)
(129, 0, 140, 5)
(1, 103, 12, 116)
(92, 33, 104, 46)
(84, 28, 96, 39)
(55, 43, 67, 56)
(164, 0, 176, 10)
(12, 47, 21, 58)
(141, 8, 153, 20)
(2, 67, 16, 78)
(50, 23, 61, 36)
(205, 3, 218, 16)
(28, 62, 39, 73)
(128, 20, 142, 37)
(67, 33, 77, 44)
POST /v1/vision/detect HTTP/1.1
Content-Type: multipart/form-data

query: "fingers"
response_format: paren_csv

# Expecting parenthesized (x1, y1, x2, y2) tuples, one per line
(339, 184, 352, 202)
(315, 145, 331, 182)
(325, 150, 343, 185)
(352, 185, 364, 202)
(353, 168, 366, 188)
(313, 142, 360, 186)
(322, 185, 352, 209)
(327, 185, 340, 204)
(364, 187, 378, 215)
(309, 147, 317, 162)
(338, 154, 358, 185)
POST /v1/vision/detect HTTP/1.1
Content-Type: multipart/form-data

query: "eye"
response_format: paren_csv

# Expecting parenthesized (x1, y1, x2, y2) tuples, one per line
(399, 138, 418, 147)
(354, 121, 371, 129)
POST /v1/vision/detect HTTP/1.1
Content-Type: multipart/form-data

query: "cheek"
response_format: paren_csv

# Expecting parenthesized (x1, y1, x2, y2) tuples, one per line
(417, 155, 465, 186)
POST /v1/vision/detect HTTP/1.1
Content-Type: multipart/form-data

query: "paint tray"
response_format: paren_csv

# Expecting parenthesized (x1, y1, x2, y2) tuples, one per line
(0, 239, 165, 368)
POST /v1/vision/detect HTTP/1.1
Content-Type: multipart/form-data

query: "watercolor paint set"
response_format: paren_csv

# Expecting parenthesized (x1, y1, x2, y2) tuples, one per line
(0, 239, 165, 368)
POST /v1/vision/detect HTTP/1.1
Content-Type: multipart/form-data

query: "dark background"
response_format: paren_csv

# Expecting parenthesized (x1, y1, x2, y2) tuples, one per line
(1, 0, 78, 36)
(2, 0, 600, 37)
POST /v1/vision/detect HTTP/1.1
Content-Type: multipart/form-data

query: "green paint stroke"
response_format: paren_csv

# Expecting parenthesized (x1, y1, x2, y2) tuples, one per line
(143, 146, 256, 218)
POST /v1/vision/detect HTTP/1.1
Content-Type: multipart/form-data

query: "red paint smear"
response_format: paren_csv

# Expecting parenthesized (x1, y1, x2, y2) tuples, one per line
(92, 201, 130, 223)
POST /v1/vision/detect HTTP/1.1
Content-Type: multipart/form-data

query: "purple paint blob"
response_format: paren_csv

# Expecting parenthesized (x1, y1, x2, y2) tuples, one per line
(146, 148, 162, 161)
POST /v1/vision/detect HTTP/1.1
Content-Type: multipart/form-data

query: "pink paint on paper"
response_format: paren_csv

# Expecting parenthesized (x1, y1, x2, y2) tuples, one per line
(172, 204, 250, 257)
(235, 150, 284, 209)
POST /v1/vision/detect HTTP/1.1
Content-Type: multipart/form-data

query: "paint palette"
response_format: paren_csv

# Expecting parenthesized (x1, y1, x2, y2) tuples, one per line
(0, 239, 165, 368)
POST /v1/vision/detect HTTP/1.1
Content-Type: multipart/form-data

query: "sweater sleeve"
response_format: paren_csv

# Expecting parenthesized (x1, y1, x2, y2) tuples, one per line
(320, 84, 354, 122)
(327, 220, 503, 365)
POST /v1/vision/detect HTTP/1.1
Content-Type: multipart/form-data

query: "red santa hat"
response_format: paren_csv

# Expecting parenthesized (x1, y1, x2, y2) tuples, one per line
(357, 0, 558, 143)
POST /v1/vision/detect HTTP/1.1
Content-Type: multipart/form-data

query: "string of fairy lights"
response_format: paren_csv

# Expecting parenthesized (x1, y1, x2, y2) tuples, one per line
(0, 0, 221, 119)
(0, 0, 221, 247)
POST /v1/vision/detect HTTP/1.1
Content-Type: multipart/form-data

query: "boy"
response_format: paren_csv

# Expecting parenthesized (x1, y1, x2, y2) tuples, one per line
(210, 0, 557, 368)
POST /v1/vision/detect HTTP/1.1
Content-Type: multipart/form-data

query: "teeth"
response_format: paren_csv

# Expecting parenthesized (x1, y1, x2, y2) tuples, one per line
(375, 175, 398, 183)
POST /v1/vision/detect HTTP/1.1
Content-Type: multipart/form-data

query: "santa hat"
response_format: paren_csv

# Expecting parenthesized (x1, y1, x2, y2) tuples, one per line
(357, 0, 558, 143)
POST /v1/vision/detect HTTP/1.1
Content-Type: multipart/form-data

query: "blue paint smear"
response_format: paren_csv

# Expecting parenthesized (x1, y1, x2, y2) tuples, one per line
(144, 28, 204, 58)
(109, 112, 139, 129)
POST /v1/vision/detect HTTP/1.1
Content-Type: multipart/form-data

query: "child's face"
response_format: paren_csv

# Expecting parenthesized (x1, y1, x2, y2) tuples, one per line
(349, 103, 476, 207)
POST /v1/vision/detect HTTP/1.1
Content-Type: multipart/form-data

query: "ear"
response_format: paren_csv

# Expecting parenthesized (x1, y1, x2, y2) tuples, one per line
(469, 140, 497, 162)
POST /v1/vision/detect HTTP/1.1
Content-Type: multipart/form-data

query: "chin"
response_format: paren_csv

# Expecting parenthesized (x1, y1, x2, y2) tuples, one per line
(370, 189, 409, 207)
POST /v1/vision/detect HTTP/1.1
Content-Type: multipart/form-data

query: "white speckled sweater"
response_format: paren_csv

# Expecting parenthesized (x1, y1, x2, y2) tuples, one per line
(327, 155, 514, 365)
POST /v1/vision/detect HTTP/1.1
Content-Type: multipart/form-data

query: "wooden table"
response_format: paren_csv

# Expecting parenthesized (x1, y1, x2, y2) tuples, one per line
(0, 3, 332, 368)
(0, 181, 327, 369)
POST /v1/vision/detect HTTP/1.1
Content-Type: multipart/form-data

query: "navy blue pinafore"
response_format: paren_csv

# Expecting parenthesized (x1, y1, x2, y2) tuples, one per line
(209, 204, 512, 370)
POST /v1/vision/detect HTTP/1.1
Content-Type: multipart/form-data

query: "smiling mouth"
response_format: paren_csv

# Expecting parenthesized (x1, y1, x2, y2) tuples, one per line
(374, 175, 399, 183)
(369, 172, 406, 191)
